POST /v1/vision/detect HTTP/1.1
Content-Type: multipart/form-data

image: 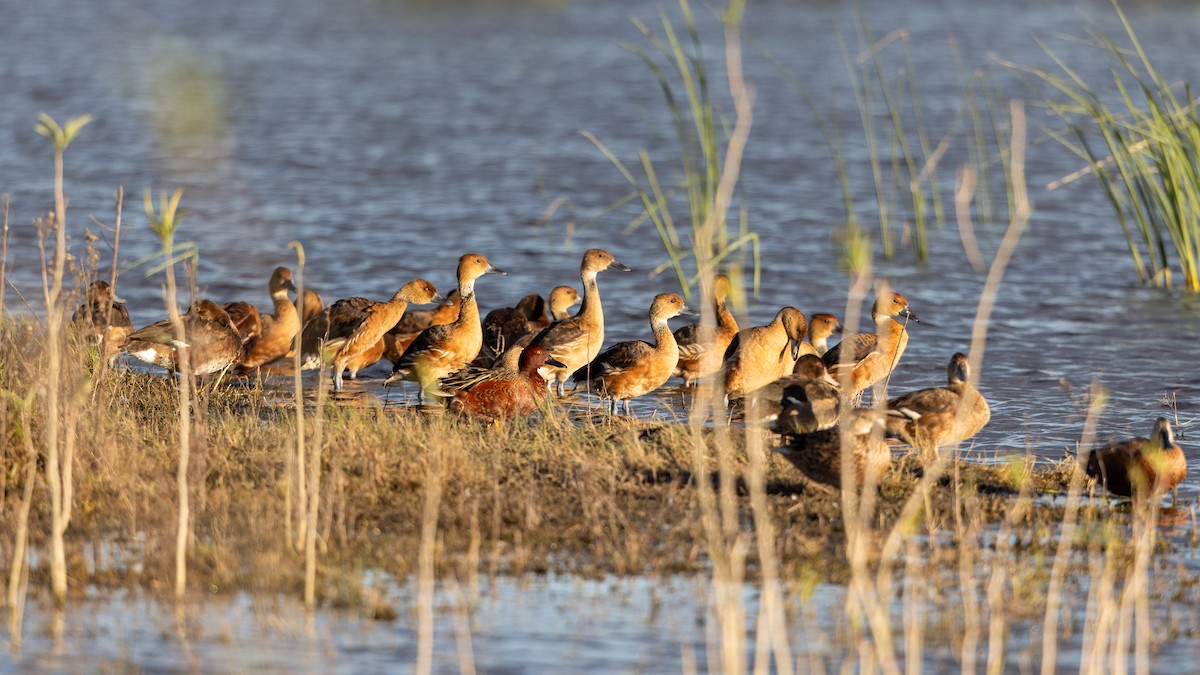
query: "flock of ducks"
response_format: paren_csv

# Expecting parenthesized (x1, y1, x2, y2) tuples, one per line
(69, 248, 1188, 502)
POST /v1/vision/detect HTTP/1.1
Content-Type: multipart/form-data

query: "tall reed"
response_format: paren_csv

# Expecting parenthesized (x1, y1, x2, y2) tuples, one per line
(34, 113, 91, 604)
(1018, 0, 1200, 291)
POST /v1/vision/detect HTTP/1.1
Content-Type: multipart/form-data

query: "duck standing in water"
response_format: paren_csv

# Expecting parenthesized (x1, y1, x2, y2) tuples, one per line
(448, 344, 566, 420)
(123, 299, 244, 376)
(572, 292, 696, 415)
(672, 274, 739, 387)
(385, 254, 506, 401)
(823, 291, 918, 398)
(72, 280, 134, 362)
(1086, 417, 1188, 503)
(884, 352, 990, 454)
(527, 249, 631, 396)
(228, 266, 301, 370)
(300, 278, 441, 392)
(721, 306, 807, 402)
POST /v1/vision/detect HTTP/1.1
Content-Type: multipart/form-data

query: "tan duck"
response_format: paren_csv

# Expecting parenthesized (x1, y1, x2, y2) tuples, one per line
(805, 313, 841, 358)
(572, 292, 696, 415)
(448, 344, 567, 420)
(822, 291, 919, 397)
(384, 254, 507, 401)
(492, 285, 581, 371)
(383, 289, 461, 362)
(750, 354, 841, 435)
(721, 306, 806, 402)
(1086, 417, 1188, 503)
(233, 266, 301, 370)
(123, 300, 243, 376)
(672, 274, 739, 386)
(72, 280, 134, 361)
(772, 408, 891, 490)
(885, 352, 990, 452)
(300, 278, 441, 391)
(527, 249, 631, 396)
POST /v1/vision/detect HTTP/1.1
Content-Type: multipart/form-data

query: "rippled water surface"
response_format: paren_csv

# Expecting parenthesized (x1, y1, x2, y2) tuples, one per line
(4, 0, 1200, 669)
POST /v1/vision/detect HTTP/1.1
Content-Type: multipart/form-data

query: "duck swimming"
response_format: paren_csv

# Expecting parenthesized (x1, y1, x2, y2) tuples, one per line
(884, 352, 990, 453)
(1086, 417, 1188, 503)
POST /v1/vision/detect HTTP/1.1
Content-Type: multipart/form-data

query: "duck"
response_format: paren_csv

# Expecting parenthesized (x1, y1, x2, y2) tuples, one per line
(571, 292, 696, 415)
(383, 289, 461, 363)
(482, 293, 550, 356)
(884, 352, 990, 453)
(721, 306, 807, 402)
(1086, 417, 1188, 502)
(122, 299, 244, 376)
(232, 266, 301, 370)
(822, 291, 919, 398)
(300, 278, 441, 392)
(772, 407, 891, 490)
(527, 249, 631, 396)
(384, 254, 507, 401)
(72, 280, 134, 361)
(805, 313, 841, 358)
(672, 274, 739, 386)
(295, 288, 325, 325)
(447, 344, 567, 420)
(748, 354, 841, 435)
(492, 285, 581, 371)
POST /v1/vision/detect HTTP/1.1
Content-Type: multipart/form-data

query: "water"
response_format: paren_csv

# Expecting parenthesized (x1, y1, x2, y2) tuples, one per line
(4, 0, 1200, 668)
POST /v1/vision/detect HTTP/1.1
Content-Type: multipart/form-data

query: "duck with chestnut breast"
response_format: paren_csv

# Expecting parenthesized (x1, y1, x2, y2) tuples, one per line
(227, 266, 301, 370)
(384, 254, 507, 402)
(884, 352, 990, 453)
(749, 354, 841, 435)
(672, 274, 739, 387)
(527, 249, 631, 396)
(1086, 417, 1188, 503)
(721, 306, 807, 403)
(492, 285, 581, 371)
(823, 291, 919, 398)
(572, 293, 696, 415)
(72, 279, 134, 361)
(300, 278, 441, 392)
(383, 289, 461, 363)
(123, 300, 244, 376)
(805, 313, 842, 358)
(773, 407, 891, 491)
(448, 344, 567, 420)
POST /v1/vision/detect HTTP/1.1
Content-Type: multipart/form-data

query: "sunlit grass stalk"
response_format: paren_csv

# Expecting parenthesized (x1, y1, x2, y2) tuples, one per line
(145, 187, 193, 600)
(5, 390, 37, 647)
(1, 195, 9, 318)
(93, 188, 124, 390)
(34, 112, 91, 605)
(416, 446, 443, 675)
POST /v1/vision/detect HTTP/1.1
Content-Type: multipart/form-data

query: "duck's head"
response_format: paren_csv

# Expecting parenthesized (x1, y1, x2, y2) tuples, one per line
(548, 286, 581, 319)
(808, 313, 842, 341)
(777, 307, 807, 359)
(87, 279, 125, 304)
(458, 253, 507, 283)
(650, 293, 697, 324)
(873, 291, 919, 323)
(519, 344, 567, 371)
(269, 267, 298, 296)
(948, 352, 972, 386)
(581, 248, 631, 275)
(793, 354, 837, 388)
(397, 278, 441, 305)
(713, 274, 733, 304)
(1151, 417, 1177, 451)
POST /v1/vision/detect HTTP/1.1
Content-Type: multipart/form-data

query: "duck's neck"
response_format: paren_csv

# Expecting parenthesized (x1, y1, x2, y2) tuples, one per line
(715, 300, 737, 334)
(455, 279, 481, 328)
(380, 296, 411, 330)
(272, 289, 299, 330)
(578, 270, 602, 322)
(652, 317, 677, 355)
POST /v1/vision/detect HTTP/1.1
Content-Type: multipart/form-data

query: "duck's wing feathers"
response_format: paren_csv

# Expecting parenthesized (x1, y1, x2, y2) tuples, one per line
(572, 340, 654, 382)
(886, 387, 958, 419)
(822, 332, 878, 369)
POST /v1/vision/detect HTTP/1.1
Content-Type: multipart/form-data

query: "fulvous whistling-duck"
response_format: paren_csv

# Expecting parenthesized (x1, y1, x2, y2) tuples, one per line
(823, 291, 919, 398)
(232, 266, 301, 370)
(805, 313, 841, 358)
(527, 249, 631, 396)
(447, 344, 567, 420)
(72, 280, 134, 361)
(300, 278, 441, 392)
(672, 274, 739, 386)
(492, 285, 581, 371)
(123, 299, 244, 376)
(1086, 417, 1188, 503)
(750, 354, 840, 435)
(885, 352, 990, 453)
(383, 289, 461, 362)
(721, 306, 806, 402)
(385, 254, 506, 400)
(572, 293, 696, 415)
(772, 408, 890, 490)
